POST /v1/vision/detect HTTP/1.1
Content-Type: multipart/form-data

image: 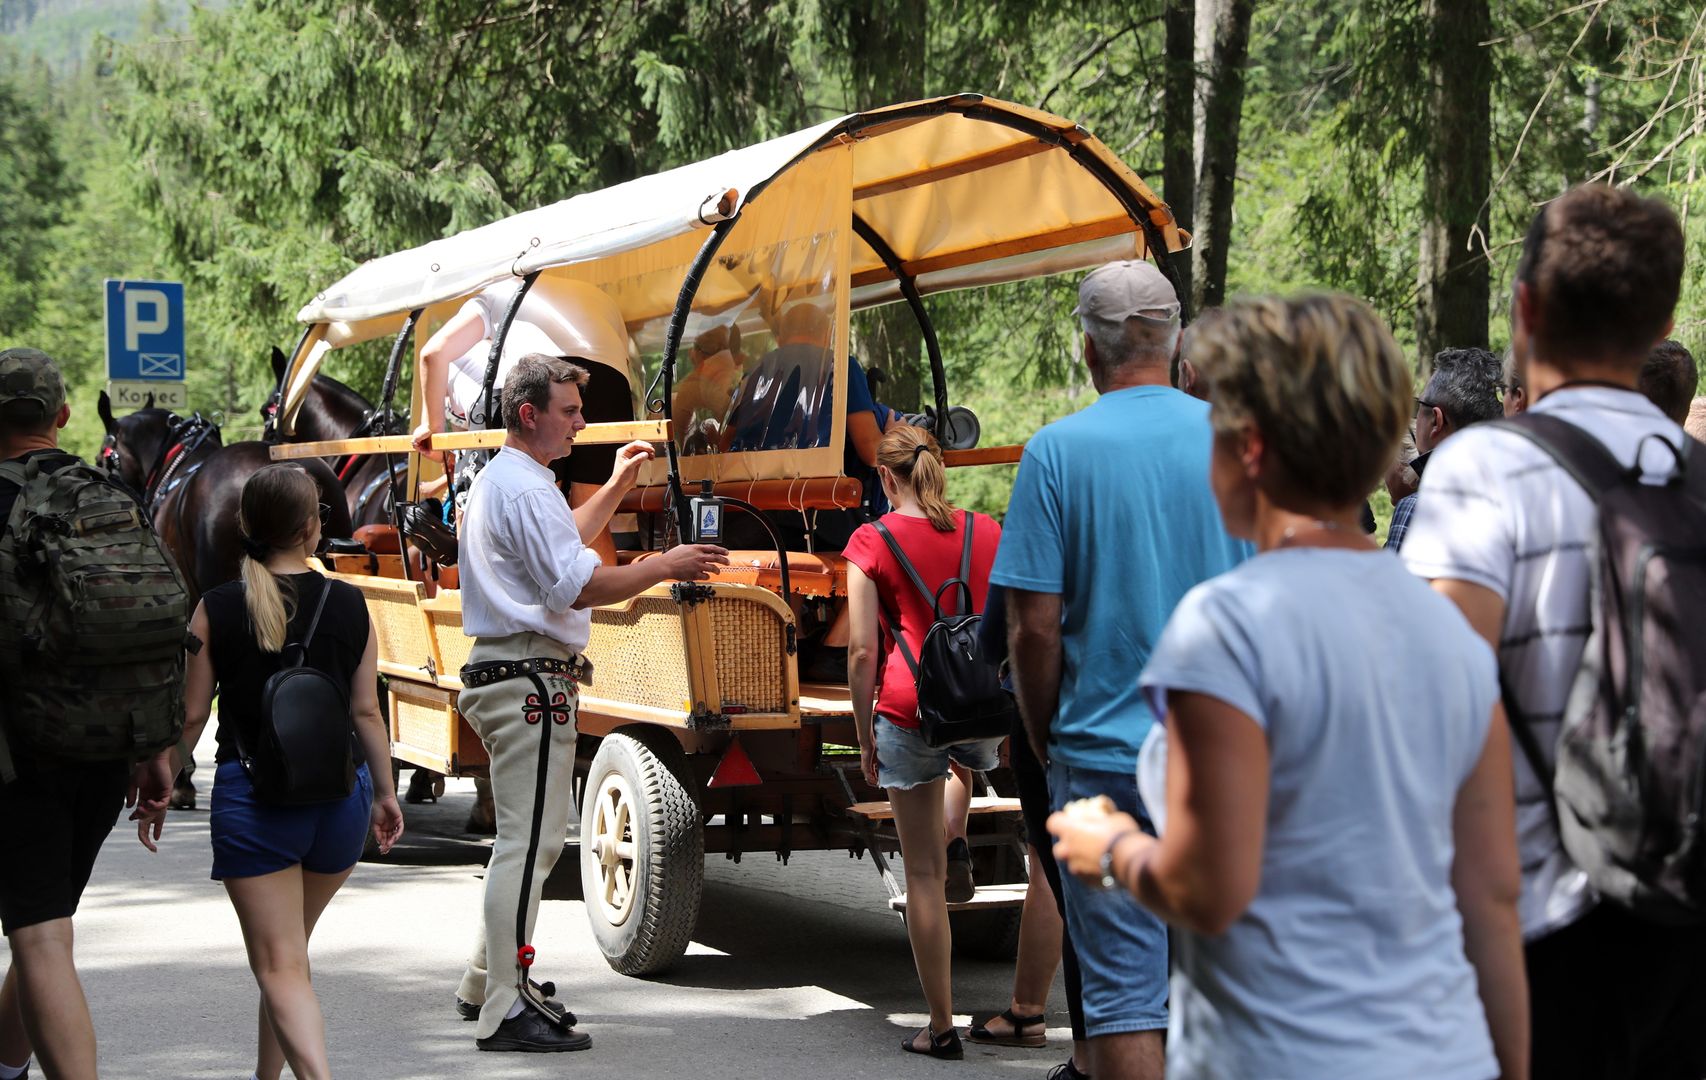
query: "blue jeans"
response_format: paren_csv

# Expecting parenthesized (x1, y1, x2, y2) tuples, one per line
(874, 717, 1002, 790)
(1050, 759, 1169, 1038)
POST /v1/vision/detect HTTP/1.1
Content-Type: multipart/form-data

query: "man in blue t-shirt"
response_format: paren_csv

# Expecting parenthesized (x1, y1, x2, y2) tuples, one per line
(993, 260, 1250, 1080)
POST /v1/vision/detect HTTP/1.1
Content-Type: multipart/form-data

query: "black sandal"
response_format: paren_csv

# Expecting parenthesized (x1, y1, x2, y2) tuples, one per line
(901, 1025, 964, 1060)
(968, 1007, 1047, 1048)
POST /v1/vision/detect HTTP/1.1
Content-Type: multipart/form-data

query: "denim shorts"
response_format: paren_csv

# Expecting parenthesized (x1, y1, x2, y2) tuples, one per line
(210, 760, 374, 880)
(1049, 759, 1169, 1038)
(874, 717, 1003, 790)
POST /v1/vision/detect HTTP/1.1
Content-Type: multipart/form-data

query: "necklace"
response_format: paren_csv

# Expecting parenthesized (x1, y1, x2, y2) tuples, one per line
(1276, 519, 1347, 549)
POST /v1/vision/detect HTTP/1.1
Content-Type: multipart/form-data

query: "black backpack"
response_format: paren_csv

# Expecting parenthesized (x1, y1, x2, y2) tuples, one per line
(1494, 413, 1706, 923)
(239, 583, 357, 805)
(873, 515, 1017, 748)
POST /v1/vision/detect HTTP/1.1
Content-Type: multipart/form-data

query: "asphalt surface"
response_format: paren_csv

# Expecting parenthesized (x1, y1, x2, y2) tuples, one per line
(2, 724, 1070, 1078)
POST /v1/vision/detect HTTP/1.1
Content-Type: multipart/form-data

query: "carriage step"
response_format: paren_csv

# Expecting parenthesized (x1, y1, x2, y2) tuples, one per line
(890, 882, 1027, 913)
(847, 796, 1023, 821)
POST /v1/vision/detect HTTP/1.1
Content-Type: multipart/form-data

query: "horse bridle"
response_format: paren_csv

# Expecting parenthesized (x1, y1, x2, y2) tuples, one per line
(141, 412, 220, 513)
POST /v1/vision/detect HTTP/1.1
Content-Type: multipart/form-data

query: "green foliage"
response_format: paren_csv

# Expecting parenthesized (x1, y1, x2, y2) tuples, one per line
(0, 56, 74, 336)
(1, 0, 1702, 480)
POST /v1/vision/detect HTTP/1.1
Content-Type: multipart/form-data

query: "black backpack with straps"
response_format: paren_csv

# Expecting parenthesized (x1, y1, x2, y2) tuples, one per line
(1493, 413, 1706, 923)
(872, 515, 1017, 748)
(239, 582, 358, 805)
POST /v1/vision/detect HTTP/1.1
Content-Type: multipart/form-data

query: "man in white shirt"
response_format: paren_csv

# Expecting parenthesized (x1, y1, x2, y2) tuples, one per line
(1403, 184, 1706, 1079)
(452, 354, 727, 1053)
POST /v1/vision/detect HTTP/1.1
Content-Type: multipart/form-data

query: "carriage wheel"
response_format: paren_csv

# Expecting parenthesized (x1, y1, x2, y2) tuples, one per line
(580, 727, 704, 976)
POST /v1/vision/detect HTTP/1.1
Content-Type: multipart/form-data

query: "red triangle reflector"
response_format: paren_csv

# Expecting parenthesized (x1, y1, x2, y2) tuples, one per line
(709, 737, 762, 788)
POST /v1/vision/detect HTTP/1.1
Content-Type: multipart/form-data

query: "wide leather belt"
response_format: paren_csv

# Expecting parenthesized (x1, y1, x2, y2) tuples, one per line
(460, 655, 588, 688)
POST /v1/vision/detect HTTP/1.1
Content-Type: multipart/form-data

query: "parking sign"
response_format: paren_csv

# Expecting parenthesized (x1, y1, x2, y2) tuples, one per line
(105, 280, 185, 381)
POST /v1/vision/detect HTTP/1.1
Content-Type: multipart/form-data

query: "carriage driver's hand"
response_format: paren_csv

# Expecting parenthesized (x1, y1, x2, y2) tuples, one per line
(607, 440, 656, 493)
(656, 543, 731, 581)
(410, 421, 445, 463)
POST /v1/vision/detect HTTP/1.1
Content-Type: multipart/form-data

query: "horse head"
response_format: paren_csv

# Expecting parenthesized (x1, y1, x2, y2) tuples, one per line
(99, 391, 176, 494)
(262, 344, 392, 443)
(100, 391, 223, 503)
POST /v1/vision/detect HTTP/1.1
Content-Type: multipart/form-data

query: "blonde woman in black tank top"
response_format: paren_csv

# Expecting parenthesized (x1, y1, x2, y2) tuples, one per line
(132, 465, 403, 1080)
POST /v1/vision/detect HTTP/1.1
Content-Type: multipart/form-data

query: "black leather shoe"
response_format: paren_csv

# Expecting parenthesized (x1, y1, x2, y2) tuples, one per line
(476, 1008, 592, 1053)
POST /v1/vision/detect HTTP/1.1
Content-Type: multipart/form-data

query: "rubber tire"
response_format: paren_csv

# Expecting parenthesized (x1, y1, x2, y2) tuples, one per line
(579, 727, 705, 976)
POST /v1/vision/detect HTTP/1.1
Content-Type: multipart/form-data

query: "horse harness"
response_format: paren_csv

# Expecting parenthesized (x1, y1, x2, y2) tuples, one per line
(142, 412, 221, 515)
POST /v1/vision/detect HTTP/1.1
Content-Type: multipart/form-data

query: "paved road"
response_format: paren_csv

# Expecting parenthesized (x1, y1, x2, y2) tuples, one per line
(2, 730, 1069, 1078)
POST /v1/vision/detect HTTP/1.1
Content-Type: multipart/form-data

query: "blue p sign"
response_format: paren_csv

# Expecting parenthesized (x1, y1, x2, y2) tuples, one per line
(105, 280, 185, 381)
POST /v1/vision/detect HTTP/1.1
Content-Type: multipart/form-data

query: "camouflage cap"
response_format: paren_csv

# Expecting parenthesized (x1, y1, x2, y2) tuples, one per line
(0, 348, 67, 416)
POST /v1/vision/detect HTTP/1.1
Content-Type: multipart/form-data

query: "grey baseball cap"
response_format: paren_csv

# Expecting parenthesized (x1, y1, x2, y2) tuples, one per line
(0, 348, 66, 416)
(1074, 260, 1182, 326)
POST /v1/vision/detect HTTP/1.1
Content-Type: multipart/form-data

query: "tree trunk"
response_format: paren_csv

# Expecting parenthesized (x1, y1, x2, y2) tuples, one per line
(1192, 0, 1253, 314)
(1415, 0, 1492, 363)
(845, 1, 928, 411)
(1163, 0, 1196, 312)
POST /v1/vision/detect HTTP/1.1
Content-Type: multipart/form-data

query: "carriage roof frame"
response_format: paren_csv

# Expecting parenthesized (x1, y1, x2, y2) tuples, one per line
(274, 93, 1191, 520)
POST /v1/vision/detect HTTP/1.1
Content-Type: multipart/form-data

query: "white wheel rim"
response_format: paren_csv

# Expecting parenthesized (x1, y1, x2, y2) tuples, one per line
(587, 771, 639, 927)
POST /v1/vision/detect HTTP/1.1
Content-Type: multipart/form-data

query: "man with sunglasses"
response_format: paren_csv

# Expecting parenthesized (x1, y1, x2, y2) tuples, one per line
(1385, 347, 1503, 551)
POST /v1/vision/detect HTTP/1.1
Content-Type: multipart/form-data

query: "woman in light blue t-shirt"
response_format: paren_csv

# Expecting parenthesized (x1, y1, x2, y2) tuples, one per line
(1049, 294, 1528, 1080)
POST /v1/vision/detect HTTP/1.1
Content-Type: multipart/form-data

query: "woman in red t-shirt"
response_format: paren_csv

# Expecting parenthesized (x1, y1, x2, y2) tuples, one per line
(845, 425, 1004, 1061)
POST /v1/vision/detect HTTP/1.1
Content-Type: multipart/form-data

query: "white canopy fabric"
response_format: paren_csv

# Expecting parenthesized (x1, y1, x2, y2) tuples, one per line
(295, 94, 1187, 342)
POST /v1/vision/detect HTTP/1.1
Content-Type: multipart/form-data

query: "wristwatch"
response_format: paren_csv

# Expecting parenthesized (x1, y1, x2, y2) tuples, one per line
(1099, 830, 1138, 891)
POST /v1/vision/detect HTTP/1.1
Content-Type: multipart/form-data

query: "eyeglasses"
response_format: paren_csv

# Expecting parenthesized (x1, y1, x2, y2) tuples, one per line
(318, 502, 332, 525)
(1415, 398, 1439, 412)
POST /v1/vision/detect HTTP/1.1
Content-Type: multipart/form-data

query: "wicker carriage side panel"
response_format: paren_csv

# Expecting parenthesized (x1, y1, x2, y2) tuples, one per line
(391, 684, 453, 766)
(708, 596, 788, 714)
(586, 597, 692, 713)
(427, 604, 474, 679)
(357, 584, 435, 675)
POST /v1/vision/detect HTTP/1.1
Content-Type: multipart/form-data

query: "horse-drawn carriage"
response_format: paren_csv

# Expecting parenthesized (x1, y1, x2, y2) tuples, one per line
(249, 94, 1188, 975)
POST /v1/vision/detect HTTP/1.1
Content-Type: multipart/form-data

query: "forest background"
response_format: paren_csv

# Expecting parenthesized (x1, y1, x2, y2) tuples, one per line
(0, 0, 1701, 527)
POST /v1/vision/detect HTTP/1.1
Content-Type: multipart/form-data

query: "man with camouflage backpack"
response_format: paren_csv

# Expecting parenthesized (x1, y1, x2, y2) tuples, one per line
(0, 349, 187, 1080)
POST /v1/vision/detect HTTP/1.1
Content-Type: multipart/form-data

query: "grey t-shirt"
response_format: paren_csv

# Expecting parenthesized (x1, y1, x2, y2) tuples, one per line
(1140, 548, 1498, 1080)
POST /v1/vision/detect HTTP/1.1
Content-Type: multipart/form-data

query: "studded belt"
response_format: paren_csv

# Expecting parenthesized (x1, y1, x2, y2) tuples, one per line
(460, 655, 588, 688)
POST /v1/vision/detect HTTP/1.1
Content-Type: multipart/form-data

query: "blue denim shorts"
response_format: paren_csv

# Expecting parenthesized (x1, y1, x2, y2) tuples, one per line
(875, 717, 1003, 790)
(210, 760, 374, 880)
(1049, 759, 1169, 1038)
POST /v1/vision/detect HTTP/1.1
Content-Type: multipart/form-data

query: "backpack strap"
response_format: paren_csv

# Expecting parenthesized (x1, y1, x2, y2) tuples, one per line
(1489, 413, 1638, 504)
(871, 520, 936, 610)
(0, 460, 27, 488)
(946, 514, 975, 619)
(285, 580, 333, 669)
(1485, 413, 1660, 799)
(870, 520, 926, 680)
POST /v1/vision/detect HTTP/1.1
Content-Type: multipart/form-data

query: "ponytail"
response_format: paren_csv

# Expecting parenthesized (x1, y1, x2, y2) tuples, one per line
(240, 555, 295, 654)
(237, 463, 319, 653)
(877, 425, 956, 532)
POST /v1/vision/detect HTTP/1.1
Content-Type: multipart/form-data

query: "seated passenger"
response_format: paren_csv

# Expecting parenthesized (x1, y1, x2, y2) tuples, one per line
(725, 304, 835, 451)
(672, 324, 744, 431)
